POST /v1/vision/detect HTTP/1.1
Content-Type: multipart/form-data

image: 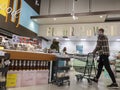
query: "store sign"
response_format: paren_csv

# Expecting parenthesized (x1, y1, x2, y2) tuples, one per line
(24, 0, 40, 14)
(6, 74, 17, 87)
(0, 0, 22, 27)
(0, 3, 21, 18)
(0, 0, 9, 16)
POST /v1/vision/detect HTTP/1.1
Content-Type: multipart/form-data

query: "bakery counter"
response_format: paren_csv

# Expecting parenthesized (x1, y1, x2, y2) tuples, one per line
(0, 50, 57, 71)
(0, 50, 57, 88)
(3, 49, 56, 61)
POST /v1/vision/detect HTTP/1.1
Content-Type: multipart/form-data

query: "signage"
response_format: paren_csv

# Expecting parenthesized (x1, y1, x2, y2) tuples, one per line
(6, 74, 17, 87)
(24, 0, 41, 14)
(0, 0, 39, 34)
(0, 3, 21, 18)
(0, 0, 22, 26)
(0, 0, 9, 16)
(76, 45, 83, 54)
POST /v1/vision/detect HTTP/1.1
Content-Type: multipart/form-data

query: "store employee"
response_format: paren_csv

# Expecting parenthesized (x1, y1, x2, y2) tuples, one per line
(50, 39, 59, 53)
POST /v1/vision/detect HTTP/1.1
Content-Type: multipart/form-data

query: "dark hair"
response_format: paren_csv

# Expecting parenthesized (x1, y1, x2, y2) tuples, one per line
(99, 28, 104, 33)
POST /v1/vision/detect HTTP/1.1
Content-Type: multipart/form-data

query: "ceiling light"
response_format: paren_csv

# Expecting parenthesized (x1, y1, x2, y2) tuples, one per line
(73, 15, 76, 20)
(53, 18, 56, 21)
(33, 19, 37, 22)
(100, 15, 103, 18)
(80, 39, 86, 41)
(56, 37, 59, 40)
(65, 38, 70, 40)
(116, 39, 120, 41)
(72, 15, 78, 20)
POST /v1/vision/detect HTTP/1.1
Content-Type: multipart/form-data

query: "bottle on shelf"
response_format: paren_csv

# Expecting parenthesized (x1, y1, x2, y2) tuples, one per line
(21, 60, 24, 70)
(16, 60, 20, 71)
(25, 60, 28, 70)
(23, 60, 26, 70)
(29, 60, 31, 70)
(30, 61, 33, 70)
(11, 60, 15, 70)
(45, 61, 48, 70)
(36, 60, 39, 70)
(42, 61, 45, 70)
(44, 61, 48, 70)
(39, 61, 41, 70)
(32, 61, 34, 70)
(19, 60, 22, 70)
(14, 60, 18, 70)
(26, 60, 30, 70)
(9, 60, 12, 70)
(41, 61, 44, 70)
(35, 61, 38, 70)
(33, 61, 36, 70)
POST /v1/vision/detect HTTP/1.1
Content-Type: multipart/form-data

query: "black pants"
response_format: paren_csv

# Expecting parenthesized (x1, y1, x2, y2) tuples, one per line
(96, 55, 116, 83)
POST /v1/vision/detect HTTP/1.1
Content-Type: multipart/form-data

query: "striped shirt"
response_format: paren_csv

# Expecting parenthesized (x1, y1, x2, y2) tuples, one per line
(93, 34, 110, 56)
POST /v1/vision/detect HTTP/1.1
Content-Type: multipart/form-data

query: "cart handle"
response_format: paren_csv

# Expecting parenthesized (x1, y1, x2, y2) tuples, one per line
(88, 52, 97, 58)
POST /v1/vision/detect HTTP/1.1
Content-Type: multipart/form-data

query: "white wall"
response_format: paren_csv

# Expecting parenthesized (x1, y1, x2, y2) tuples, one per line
(41, 39, 49, 49)
(44, 40, 120, 56)
(59, 41, 95, 54)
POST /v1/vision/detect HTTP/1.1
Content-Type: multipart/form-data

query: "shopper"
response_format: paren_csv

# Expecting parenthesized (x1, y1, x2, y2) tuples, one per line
(62, 47, 67, 54)
(92, 28, 119, 88)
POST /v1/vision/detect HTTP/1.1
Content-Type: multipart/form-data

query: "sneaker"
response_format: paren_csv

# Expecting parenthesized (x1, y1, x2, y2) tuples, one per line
(107, 83, 119, 88)
(90, 77, 98, 83)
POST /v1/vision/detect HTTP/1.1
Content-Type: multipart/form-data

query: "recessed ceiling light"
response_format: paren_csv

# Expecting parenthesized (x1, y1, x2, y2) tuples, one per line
(100, 15, 103, 18)
(73, 15, 76, 20)
(116, 39, 120, 41)
(56, 37, 59, 40)
(53, 18, 56, 21)
(72, 15, 78, 20)
(80, 39, 86, 41)
(65, 38, 70, 40)
(34, 19, 37, 22)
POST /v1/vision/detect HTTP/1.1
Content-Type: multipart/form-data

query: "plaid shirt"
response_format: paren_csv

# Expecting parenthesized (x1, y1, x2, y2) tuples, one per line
(93, 34, 110, 56)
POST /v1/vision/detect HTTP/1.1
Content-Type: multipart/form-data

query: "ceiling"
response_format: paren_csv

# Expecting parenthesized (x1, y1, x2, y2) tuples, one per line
(31, 10, 120, 41)
(32, 14, 106, 25)
(31, 10, 120, 25)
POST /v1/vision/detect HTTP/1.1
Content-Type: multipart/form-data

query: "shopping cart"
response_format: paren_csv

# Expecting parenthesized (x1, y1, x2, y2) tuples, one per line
(72, 53, 97, 84)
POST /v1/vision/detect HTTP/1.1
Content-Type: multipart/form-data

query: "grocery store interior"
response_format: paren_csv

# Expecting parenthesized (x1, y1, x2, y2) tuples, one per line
(0, 0, 120, 90)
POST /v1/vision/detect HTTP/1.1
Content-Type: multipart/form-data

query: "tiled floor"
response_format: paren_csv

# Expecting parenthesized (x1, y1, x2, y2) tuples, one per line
(8, 71, 120, 90)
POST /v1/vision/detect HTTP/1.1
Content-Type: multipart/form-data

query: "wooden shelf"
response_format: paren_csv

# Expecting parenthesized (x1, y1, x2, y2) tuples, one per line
(3, 50, 56, 61)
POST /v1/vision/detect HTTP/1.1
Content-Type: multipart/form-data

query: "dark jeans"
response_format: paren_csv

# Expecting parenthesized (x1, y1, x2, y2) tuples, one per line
(96, 55, 116, 83)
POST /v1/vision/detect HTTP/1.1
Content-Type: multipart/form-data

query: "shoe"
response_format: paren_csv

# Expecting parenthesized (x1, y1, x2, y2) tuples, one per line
(107, 83, 119, 88)
(91, 77, 98, 83)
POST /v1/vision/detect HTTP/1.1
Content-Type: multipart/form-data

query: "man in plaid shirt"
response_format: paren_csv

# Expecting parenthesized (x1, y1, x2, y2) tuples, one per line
(92, 28, 118, 88)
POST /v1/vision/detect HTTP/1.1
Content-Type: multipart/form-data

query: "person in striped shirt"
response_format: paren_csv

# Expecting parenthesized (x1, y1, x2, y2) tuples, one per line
(91, 28, 118, 88)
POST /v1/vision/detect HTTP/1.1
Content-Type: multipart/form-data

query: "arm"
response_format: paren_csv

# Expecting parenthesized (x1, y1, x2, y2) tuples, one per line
(93, 39, 102, 54)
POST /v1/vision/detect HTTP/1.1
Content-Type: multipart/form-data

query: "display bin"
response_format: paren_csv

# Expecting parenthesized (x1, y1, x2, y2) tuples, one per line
(51, 56, 70, 86)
